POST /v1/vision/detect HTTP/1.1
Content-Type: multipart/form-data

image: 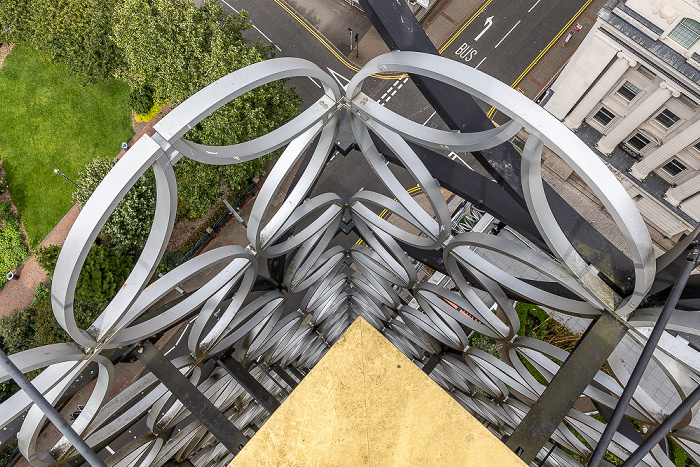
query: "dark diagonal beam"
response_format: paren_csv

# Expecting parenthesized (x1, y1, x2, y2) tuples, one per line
(135, 342, 248, 455)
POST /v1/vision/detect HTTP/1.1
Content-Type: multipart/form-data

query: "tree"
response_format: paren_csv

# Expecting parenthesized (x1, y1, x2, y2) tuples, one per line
(1, 0, 123, 81)
(113, 0, 301, 218)
(37, 244, 136, 304)
(73, 157, 156, 248)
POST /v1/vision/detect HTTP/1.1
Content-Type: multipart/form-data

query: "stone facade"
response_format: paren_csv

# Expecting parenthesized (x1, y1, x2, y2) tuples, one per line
(545, 0, 700, 231)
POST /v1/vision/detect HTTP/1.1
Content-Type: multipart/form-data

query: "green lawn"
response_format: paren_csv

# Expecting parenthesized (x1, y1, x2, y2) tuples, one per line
(0, 43, 134, 248)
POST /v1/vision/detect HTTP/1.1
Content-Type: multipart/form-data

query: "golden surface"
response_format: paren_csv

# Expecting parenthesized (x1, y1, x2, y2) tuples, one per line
(230, 317, 525, 467)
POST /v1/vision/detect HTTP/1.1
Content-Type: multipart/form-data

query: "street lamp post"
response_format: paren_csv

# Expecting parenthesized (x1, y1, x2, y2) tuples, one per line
(348, 27, 353, 52)
(53, 168, 80, 189)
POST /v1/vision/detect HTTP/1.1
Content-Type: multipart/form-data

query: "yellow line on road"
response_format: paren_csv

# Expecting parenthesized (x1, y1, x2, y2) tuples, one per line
(486, 0, 594, 119)
(272, 0, 405, 80)
(511, 0, 594, 88)
(355, 186, 422, 245)
(439, 0, 493, 54)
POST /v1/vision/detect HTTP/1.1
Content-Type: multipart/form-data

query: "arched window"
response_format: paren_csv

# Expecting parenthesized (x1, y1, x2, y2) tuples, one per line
(668, 18, 700, 49)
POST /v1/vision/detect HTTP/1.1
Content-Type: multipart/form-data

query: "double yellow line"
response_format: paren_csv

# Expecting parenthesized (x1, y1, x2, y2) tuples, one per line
(438, 0, 494, 54)
(272, 0, 406, 80)
(485, 0, 595, 118)
(355, 185, 422, 245)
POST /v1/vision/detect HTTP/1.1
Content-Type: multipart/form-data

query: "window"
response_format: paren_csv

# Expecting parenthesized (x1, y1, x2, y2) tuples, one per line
(693, 141, 700, 153)
(655, 109, 680, 128)
(668, 18, 700, 49)
(617, 81, 642, 101)
(627, 133, 651, 152)
(661, 158, 687, 177)
(592, 107, 616, 126)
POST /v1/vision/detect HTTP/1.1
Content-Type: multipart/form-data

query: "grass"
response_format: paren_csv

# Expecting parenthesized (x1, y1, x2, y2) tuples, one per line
(0, 43, 133, 248)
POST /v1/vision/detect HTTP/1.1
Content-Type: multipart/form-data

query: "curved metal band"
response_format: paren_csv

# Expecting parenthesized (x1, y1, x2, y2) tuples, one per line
(154, 57, 341, 164)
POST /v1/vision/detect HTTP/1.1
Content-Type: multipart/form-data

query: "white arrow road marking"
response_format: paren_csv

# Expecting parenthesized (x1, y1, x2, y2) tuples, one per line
(474, 16, 494, 41)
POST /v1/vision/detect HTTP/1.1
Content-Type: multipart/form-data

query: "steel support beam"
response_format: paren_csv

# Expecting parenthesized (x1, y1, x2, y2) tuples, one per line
(358, 0, 636, 293)
(0, 349, 107, 467)
(590, 249, 700, 467)
(286, 366, 306, 382)
(135, 342, 248, 455)
(504, 312, 628, 464)
(272, 365, 299, 389)
(216, 356, 281, 414)
(422, 355, 441, 375)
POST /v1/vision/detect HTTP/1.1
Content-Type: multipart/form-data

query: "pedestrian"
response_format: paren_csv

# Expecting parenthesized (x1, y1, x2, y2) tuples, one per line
(490, 221, 506, 235)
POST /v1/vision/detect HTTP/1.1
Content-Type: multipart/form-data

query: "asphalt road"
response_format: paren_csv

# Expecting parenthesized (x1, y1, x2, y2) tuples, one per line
(439, 0, 591, 87)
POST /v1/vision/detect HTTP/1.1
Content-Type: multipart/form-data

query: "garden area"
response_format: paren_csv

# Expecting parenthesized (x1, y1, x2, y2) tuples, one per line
(0, 0, 300, 409)
(0, 0, 300, 290)
(0, 43, 134, 248)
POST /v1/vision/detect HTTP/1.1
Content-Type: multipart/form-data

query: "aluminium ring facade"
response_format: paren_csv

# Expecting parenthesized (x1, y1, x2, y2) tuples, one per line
(0, 51, 698, 466)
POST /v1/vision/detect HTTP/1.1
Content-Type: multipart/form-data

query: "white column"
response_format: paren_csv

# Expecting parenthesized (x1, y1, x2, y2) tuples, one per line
(565, 52, 636, 129)
(630, 119, 700, 179)
(667, 173, 700, 205)
(597, 82, 681, 155)
(545, 30, 619, 120)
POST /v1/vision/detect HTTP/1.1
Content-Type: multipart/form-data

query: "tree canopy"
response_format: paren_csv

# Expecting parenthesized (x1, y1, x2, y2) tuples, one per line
(113, 0, 301, 217)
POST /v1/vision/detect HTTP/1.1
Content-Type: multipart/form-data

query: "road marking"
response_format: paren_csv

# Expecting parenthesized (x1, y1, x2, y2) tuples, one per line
(439, 0, 493, 53)
(494, 20, 520, 48)
(485, 0, 594, 118)
(528, 0, 542, 12)
(163, 317, 196, 356)
(449, 151, 473, 169)
(385, 95, 392, 102)
(220, 0, 281, 51)
(455, 42, 479, 62)
(327, 67, 351, 91)
(512, 0, 594, 87)
(474, 16, 494, 41)
(423, 110, 437, 126)
(475, 56, 487, 69)
(272, 0, 404, 79)
(308, 77, 322, 88)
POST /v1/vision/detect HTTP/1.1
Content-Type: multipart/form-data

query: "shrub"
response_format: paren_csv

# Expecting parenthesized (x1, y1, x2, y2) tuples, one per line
(31, 0, 123, 81)
(36, 244, 137, 304)
(73, 157, 156, 248)
(0, 201, 29, 289)
(113, 0, 300, 218)
(0, 284, 103, 403)
(128, 83, 155, 114)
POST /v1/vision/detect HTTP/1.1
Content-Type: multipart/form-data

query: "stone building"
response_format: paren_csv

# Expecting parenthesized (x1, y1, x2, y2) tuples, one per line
(544, 0, 700, 240)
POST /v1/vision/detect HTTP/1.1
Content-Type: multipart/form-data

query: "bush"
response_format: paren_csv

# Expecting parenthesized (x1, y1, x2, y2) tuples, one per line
(468, 332, 499, 358)
(113, 0, 300, 218)
(0, 201, 29, 289)
(73, 157, 156, 248)
(0, 284, 103, 403)
(0, 0, 31, 42)
(32, 0, 123, 81)
(128, 83, 155, 114)
(36, 244, 137, 304)
(155, 250, 184, 277)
